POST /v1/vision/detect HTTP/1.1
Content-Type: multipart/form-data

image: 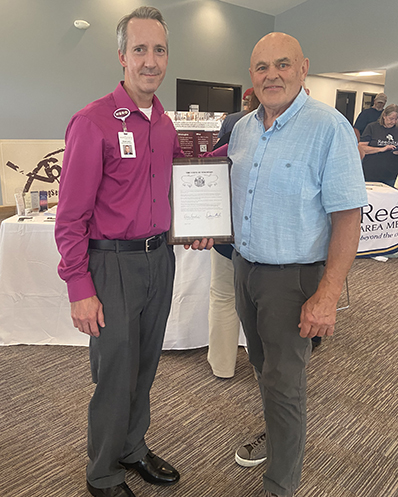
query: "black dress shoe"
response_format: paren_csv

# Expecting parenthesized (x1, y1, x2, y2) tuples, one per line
(121, 450, 180, 485)
(86, 481, 136, 497)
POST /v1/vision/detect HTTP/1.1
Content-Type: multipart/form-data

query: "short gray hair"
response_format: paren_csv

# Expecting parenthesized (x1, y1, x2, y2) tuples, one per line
(117, 6, 169, 55)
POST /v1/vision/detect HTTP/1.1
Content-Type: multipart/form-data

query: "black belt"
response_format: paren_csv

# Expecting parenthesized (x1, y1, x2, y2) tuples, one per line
(88, 234, 165, 253)
(253, 260, 325, 269)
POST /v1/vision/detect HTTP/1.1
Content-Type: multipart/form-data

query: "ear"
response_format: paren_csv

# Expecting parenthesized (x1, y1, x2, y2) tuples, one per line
(301, 58, 309, 82)
(118, 49, 127, 68)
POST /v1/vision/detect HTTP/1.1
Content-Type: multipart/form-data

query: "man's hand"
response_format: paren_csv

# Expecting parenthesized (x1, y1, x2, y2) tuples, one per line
(298, 290, 338, 338)
(71, 295, 105, 338)
(184, 238, 214, 250)
(299, 208, 361, 340)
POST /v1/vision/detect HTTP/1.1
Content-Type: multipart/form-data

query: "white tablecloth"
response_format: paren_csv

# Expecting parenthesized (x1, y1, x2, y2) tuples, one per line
(0, 214, 246, 348)
(8, 183, 389, 347)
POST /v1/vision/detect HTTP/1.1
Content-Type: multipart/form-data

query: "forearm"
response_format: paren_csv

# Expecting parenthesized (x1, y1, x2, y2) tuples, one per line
(359, 142, 390, 155)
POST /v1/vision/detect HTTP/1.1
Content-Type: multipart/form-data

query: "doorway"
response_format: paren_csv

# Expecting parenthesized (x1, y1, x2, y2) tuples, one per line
(362, 92, 377, 111)
(335, 90, 357, 124)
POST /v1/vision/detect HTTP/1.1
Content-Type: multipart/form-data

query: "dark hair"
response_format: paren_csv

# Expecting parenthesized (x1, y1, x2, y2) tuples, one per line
(117, 6, 169, 55)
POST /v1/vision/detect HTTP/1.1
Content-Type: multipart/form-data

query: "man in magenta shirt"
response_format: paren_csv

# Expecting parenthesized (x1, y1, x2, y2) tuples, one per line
(55, 7, 211, 497)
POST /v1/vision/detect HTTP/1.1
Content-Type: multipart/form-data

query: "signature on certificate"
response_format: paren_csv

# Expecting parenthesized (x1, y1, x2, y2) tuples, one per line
(206, 211, 222, 219)
(184, 213, 201, 220)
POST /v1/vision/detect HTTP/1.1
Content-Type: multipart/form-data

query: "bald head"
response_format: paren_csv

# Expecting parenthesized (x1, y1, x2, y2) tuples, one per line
(251, 33, 305, 68)
(249, 32, 309, 117)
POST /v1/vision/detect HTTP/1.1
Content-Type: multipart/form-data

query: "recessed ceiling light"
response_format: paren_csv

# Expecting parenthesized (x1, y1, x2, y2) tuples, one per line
(344, 71, 381, 77)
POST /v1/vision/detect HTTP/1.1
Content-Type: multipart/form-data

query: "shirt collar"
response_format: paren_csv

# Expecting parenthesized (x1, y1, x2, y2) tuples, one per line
(255, 86, 308, 131)
(112, 81, 164, 117)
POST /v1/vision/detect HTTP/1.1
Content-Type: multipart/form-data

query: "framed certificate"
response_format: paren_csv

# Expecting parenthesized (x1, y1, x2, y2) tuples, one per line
(168, 157, 234, 245)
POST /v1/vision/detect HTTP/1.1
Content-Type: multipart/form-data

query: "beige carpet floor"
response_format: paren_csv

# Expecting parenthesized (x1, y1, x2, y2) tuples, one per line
(0, 258, 397, 497)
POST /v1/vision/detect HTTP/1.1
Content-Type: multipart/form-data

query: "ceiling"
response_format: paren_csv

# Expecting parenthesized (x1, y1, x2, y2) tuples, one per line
(219, 0, 309, 16)
(220, 1, 386, 87)
(316, 71, 386, 86)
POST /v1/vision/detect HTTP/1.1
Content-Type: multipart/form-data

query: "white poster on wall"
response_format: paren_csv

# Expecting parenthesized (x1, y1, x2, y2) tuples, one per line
(0, 140, 65, 206)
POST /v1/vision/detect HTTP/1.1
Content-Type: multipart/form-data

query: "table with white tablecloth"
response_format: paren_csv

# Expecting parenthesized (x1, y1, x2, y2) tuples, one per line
(0, 214, 247, 348)
(3, 182, 397, 347)
(357, 183, 398, 257)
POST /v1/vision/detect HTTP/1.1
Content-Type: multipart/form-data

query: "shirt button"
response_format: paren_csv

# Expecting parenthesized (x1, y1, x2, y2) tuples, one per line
(262, 136, 266, 141)
(242, 242, 247, 246)
(254, 163, 258, 168)
(152, 149, 155, 152)
(244, 216, 249, 220)
(153, 223, 156, 227)
(153, 199, 156, 202)
(248, 189, 253, 194)
(285, 163, 291, 168)
(152, 174, 155, 178)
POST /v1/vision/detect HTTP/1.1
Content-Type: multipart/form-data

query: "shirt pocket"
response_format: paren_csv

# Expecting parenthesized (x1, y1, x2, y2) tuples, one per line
(268, 159, 307, 195)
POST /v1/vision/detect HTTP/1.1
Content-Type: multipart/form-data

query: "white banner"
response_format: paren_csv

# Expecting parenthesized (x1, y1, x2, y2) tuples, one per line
(357, 182, 398, 257)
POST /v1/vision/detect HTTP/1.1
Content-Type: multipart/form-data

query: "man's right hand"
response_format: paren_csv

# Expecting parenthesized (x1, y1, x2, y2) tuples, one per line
(71, 295, 105, 338)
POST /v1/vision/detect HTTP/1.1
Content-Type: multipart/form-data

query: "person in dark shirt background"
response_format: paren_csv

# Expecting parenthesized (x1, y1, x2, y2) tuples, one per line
(216, 88, 254, 142)
(360, 103, 398, 187)
(353, 92, 387, 141)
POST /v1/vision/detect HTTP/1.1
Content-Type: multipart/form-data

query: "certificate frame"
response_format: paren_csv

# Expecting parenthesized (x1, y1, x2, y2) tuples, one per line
(168, 157, 234, 245)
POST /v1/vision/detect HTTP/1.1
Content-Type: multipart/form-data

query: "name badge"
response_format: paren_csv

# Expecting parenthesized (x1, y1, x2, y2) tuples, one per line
(118, 132, 136, 158)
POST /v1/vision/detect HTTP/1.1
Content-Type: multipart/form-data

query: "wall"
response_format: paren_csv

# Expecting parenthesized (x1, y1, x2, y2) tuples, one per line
(274, 0, 398, 105)
(305, 75, 384, 122)
(0, 0, 274, 140)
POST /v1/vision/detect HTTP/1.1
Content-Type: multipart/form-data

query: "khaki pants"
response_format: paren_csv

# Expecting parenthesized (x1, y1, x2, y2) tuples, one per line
(207, 248, 241, 378)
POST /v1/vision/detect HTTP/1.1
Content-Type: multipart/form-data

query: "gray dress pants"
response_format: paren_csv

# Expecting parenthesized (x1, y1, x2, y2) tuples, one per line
(86, 241, 175, 488)
(232, 250, 323, 497)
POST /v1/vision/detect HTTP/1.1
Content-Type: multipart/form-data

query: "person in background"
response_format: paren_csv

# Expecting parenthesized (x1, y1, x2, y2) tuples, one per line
(353, 92, 387, 142)
(55, 6, 211, 497)
(228, 32, 367, 497)
(359, 103, 398, 187)
(207, 91, 260, 379)
(217, 88, 254, 141)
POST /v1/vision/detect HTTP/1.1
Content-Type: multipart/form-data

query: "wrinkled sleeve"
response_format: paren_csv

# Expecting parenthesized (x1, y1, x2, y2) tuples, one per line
(55, 115, 105, 302)
(199, 144, 228, 158)
(321, 121, 368, 214)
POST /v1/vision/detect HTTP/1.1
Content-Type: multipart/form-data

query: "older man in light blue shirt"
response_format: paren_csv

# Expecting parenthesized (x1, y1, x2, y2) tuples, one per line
(230, 33, 367, 497)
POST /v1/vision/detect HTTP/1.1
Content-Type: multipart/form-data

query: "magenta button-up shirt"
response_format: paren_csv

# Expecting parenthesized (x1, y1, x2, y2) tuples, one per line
(55, 82, 183, 302)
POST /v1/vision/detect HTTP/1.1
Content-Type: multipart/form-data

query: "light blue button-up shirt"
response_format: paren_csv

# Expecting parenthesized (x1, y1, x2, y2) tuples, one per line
(229, 88, 368, 265)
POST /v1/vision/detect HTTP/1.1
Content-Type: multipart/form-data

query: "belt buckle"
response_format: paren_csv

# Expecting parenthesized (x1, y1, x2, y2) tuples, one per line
(145, 235, 156, 252)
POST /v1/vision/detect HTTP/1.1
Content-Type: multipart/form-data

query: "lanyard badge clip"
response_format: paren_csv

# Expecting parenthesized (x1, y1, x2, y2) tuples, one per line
(114, 108, 136, 158)
(114, 108, 131, 133)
